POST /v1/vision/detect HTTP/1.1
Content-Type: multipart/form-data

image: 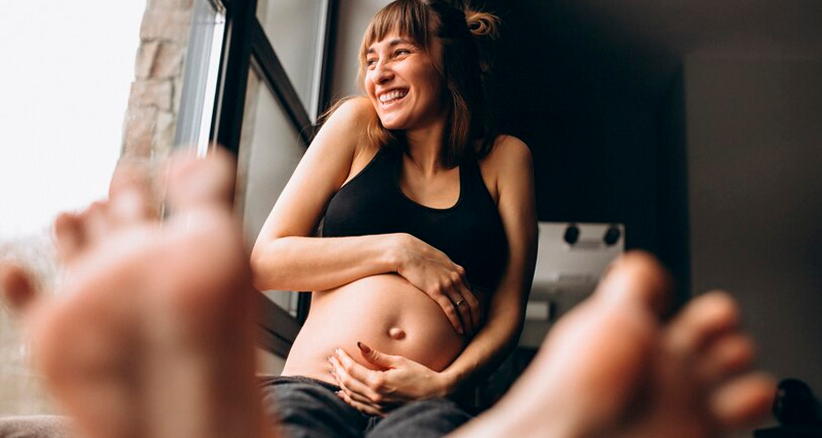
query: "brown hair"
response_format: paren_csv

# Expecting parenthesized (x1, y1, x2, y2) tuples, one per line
(348, 0, 500, 167)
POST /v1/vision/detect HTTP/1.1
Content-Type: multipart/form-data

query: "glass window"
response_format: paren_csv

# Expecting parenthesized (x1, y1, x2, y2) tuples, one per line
(237, 68, 306, 316)
(176, 0, 226, 154)
(256, 0, 328, 119)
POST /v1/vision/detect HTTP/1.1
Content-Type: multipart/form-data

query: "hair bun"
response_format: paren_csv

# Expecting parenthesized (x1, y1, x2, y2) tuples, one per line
(463, 8, 499, 73)
(464, 9, 500, 40)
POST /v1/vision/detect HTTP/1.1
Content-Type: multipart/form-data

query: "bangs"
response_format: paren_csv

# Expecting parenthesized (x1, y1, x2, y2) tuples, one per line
(359, 0, 432, 69)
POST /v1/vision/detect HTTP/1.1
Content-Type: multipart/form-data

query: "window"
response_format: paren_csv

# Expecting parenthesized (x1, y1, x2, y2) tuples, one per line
(176, 0, 227, 155)
(176, 0, 336, 356)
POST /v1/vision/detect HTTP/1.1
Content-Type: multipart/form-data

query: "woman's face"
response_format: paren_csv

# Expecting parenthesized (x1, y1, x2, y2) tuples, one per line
(363, 31, 447, 131)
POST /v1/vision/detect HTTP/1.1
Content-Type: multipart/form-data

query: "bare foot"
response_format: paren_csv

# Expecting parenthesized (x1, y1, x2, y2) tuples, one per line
(1, 150, 276, 438)
(450, 252, 775, 438)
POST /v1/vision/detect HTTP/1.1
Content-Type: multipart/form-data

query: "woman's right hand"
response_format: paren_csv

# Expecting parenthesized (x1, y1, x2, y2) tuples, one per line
(393, 233, 481, 336)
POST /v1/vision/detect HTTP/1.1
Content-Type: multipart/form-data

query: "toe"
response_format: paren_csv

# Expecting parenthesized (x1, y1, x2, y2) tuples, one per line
(54, 212, 86, 263)
(710, 373, 776, 430)
(83, 201, 114, 246)
(165, 148, 236, 213)
(108, 161, 157, 225)
(666, 291, 740, 354)
(596, 251, 673, 317)
(0, 263, 39, 314)
(696, 333, 757, 385)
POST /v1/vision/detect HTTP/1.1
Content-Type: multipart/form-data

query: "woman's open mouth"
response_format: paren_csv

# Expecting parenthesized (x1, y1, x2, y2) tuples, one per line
(378, 89, 408, 108)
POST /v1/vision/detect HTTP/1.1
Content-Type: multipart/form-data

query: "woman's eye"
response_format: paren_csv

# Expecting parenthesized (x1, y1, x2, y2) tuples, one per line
(395, 49, 411, 56)
(366, 59, 377, 67)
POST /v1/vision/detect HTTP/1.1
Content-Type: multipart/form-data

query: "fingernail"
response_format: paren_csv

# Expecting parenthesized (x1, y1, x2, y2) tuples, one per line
(357, 341, 371, 354)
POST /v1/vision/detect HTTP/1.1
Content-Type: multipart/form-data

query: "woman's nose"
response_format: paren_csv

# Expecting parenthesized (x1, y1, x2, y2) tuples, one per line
(373, 62, 394, 84)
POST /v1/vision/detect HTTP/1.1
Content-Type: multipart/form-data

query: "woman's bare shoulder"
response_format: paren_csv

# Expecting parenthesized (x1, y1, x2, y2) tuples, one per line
(324, 96, 375, 129)
(480, 134, 532, 174)
(312, 96, 374, 154)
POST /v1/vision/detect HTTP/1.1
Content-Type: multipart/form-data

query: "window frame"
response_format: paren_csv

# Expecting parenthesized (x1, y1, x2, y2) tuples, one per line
(189, 0, 338, 357)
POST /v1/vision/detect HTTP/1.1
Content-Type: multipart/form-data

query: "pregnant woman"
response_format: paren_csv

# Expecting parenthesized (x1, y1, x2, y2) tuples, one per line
(249, 0, 537, 436)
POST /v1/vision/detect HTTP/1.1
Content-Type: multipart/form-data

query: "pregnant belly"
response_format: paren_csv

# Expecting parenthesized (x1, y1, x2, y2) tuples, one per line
(281, 274, 467, 384)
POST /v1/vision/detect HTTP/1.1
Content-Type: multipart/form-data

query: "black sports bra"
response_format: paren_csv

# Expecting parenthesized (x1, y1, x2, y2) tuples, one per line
(322, 147, 508, 291)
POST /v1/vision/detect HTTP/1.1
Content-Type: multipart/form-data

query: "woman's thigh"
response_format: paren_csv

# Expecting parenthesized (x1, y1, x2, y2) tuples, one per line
(260, 376, 366, 438)
(365, 398, 472, 438)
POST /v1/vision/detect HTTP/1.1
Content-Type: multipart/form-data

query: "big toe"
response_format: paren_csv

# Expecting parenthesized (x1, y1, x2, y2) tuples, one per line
(165, 148, 236, 213)
(595, 251, 673, 317)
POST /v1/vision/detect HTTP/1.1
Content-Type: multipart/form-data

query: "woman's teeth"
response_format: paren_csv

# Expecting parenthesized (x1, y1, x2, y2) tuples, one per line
(379, 90, 407, 105)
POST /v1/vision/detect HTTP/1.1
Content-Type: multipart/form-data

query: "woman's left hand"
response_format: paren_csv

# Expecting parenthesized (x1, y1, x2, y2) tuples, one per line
(328, 342, 450, 416)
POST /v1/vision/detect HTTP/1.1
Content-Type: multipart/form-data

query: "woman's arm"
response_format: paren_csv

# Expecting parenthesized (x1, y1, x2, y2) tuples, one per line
(250, 97, 398, 292)
(330, 135, 538, 407)
(424, 135, 538, 392)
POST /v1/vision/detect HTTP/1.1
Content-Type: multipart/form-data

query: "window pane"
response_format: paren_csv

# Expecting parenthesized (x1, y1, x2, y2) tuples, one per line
(256, 0, 327, 119)
(176, 0, 226, 153)
(238, 68, 306, 316)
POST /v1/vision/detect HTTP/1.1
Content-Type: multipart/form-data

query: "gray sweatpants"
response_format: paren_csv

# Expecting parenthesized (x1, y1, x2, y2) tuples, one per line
(261, 375, 473, 438)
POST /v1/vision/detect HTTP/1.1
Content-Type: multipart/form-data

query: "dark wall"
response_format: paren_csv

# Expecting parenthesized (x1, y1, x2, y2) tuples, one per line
(481, 0, 679, 260)
(686, 56, 822, 394)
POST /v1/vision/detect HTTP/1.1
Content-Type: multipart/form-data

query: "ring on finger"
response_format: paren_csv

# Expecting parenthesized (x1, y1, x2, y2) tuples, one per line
(455, 298, 465, 307)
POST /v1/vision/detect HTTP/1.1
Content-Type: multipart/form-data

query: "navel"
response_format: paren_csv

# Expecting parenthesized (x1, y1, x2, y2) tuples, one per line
(388, 327, 406, 340)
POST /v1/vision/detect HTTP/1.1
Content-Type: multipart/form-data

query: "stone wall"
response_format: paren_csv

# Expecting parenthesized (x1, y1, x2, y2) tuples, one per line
(123, 0, 194, 161)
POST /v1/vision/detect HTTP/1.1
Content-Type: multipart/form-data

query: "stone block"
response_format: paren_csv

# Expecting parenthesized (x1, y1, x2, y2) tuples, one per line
(140, 9, 192, 43)
(123, 107, 159, 158)
(129, 79, 173, 111)
(153, 110, 177, 156)
(135, 41, 160, 79)
(153, 43, 186, 78)
(135, 42, 185, 79)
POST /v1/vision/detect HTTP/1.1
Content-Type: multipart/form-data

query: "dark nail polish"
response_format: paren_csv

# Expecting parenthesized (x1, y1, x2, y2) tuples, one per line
(357, 341, 371, 354)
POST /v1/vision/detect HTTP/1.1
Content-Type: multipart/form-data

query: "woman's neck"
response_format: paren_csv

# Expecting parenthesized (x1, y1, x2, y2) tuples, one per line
(404, 117, 449, 176)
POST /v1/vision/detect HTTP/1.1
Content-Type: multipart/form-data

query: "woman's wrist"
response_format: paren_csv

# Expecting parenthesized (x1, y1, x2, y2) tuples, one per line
(436, 369, 459, 396)
(387, 233, 410, 274)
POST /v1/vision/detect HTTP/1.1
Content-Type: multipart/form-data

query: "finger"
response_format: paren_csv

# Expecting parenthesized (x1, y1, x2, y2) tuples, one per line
(329, 357, 372, 405)
(453, 281, 479, 335)
(435, 295, 464, 334)
(335, 390, 385, 417)
(335, 349, 390, 397)
(357, 341, 398, 370)
(336, 380, 382, 408)
(462, 285, 481, 334)
(329, 356, 383, 403)
(451, 289, 473, 336)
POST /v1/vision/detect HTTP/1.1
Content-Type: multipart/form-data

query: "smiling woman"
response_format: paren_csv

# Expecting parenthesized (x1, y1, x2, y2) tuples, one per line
(249, 1, 538, 436)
